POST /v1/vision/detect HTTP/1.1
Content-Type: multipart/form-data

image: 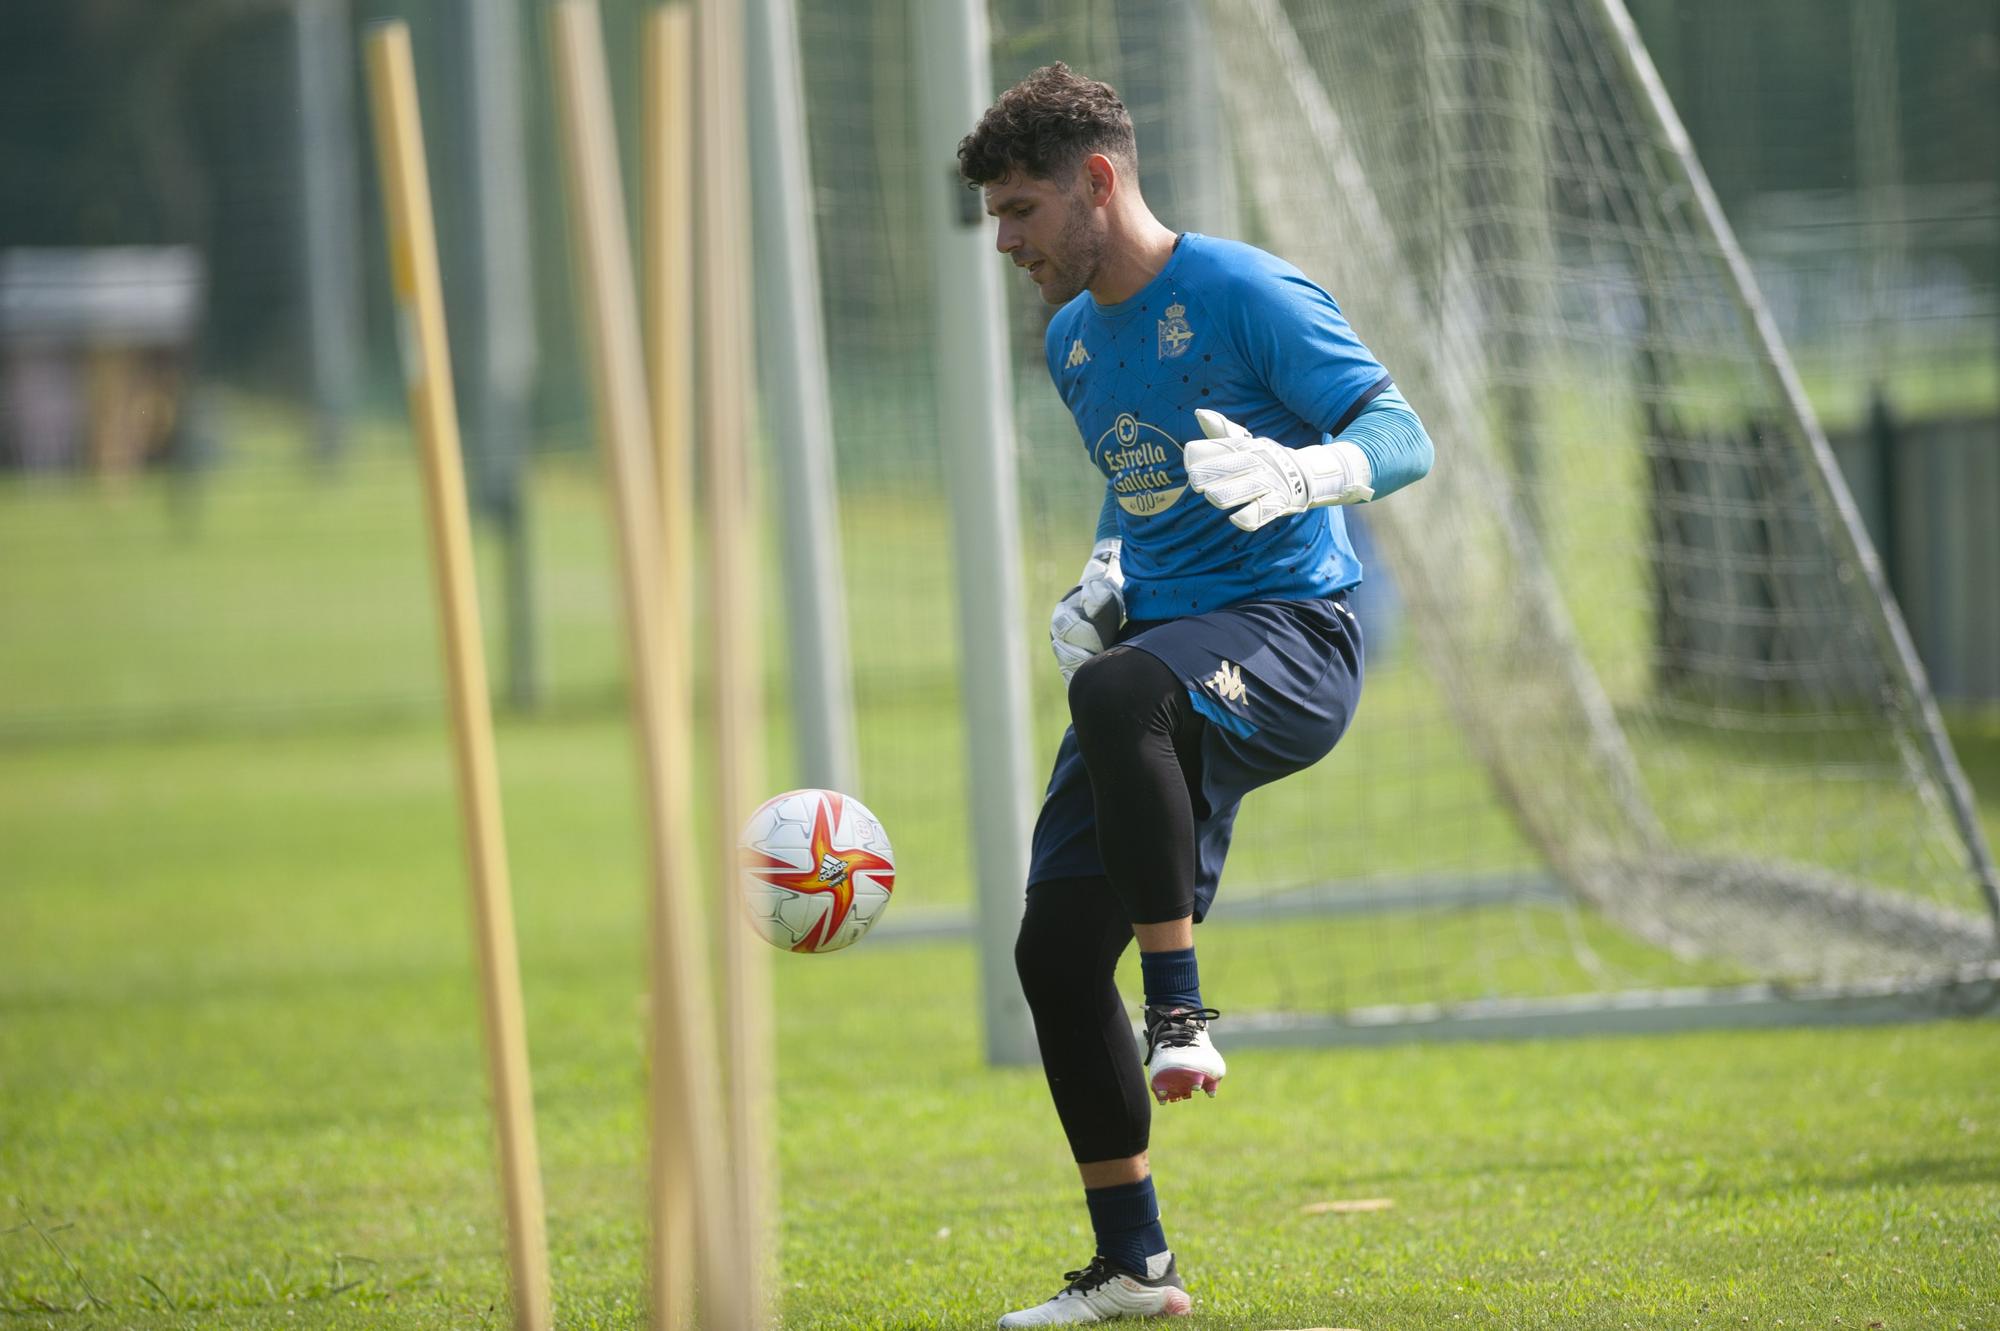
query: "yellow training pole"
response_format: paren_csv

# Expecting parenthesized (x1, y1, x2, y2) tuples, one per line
(640, 7, 699, 1330)
(692, 0, 773, 1322)
(361, 23, 551, 1331)
(645, 5, 696, 603)
(545, 3, 736, 1326)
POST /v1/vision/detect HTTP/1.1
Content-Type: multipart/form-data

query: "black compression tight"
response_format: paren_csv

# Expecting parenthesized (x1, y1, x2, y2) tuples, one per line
(1066, 644, 1207, 925)
(1013, 646, 1209, 1163)
(1015, 875, 1149, 1162)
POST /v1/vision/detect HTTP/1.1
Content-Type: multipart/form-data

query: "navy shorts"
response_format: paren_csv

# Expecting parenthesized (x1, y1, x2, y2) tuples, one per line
(1025, 594, 1364, 921)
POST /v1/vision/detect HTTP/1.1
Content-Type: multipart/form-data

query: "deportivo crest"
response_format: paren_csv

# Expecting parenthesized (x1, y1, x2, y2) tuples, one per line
(1066, 338, 1091, 369)
(1091, 412, 1186, 517)
(1204, 661, 1247, 703)
(1157, 301, 1192, 359)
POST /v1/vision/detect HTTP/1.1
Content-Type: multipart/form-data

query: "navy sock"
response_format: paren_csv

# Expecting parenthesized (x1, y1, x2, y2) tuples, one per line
(1139, 946, 1201, 1012)
(1085, 1177, 1169, 1276)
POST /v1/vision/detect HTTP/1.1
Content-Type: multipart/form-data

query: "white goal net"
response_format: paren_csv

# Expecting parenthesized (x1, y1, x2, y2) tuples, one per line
(983, 0, 2000, 1038)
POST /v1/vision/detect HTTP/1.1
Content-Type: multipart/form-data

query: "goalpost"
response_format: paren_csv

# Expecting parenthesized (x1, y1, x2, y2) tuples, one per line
(867, 0, 1998, 1052)
(770, 0, 1995, 1057)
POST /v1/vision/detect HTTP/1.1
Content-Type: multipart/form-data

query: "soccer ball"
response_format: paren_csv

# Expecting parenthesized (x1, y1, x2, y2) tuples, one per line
(738, 788, 895, 953)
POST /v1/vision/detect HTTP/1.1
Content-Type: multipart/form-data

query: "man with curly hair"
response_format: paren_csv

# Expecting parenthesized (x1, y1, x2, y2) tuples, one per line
(959, 63, 1434, 1325)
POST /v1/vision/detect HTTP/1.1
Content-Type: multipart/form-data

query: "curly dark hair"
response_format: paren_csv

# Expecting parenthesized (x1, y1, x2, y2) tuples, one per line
(957, 63, 1137, 187)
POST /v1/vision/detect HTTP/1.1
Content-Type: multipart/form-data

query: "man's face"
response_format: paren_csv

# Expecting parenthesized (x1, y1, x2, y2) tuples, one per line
(985, 166, 1105, 306)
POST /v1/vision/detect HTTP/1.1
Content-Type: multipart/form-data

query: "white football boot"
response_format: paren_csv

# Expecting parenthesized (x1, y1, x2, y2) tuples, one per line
(996, 1253, 1193, 1326)
(1143, 1006, 1225, 1104)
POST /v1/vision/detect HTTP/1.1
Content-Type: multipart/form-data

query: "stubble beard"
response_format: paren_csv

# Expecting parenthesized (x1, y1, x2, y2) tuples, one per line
(1038, 193, 1105, 305)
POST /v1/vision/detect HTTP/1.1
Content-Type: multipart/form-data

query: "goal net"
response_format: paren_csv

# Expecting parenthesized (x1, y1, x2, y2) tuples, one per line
(988, 0, 1998, 1038)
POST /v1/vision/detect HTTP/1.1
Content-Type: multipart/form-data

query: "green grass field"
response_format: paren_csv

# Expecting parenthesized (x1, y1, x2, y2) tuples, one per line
(4, 428, 1999, 1328)
(4, 712, 1999, 1329)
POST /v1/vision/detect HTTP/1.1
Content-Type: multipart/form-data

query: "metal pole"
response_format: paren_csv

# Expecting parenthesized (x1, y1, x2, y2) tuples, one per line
(913, 0, 1038, 1067)
(453, 0, 540, 710)
(294, 0, 362, 467)
(1852, 0, 1906, 408)
(746, 0, 860, 794)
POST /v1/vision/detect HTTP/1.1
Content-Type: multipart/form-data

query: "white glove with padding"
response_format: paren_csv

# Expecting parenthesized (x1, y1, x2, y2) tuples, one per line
(1184, 408, 1374, 531)
(1049, 538, 1125, 682)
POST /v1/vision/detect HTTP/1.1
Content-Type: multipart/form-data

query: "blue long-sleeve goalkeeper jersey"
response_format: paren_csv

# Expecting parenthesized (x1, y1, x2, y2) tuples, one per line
(1044, 232, 1430, 620)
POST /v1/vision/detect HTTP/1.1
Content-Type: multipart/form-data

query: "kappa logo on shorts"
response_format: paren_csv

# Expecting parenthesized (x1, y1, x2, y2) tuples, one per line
(1204, 661, 1247, 704)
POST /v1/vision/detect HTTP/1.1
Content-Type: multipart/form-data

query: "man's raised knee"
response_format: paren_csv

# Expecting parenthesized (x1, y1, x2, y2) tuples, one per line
(1065, 645, 1123, 721)
(1066, 645, 1172, 741)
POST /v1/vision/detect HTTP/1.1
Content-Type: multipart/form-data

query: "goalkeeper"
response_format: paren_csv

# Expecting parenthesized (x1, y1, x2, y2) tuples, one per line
(958, 63, 1434, 1326)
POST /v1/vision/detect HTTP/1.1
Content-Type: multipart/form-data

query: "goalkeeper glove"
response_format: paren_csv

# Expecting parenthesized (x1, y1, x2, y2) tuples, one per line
(1049, 538, 1125, 682)
(1184, 408, 1373, 531)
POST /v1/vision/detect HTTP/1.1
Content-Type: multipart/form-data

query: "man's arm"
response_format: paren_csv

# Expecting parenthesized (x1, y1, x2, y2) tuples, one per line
(1185, 387, 1432, 531)
(1329, 384, 1432, 499)
(1094, 483, 1120, 542)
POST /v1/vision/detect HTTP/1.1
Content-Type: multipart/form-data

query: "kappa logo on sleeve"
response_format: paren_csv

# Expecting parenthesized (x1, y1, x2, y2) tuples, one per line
(1204, 661, 1247, 704)
(1066, 338, 1091, 369)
